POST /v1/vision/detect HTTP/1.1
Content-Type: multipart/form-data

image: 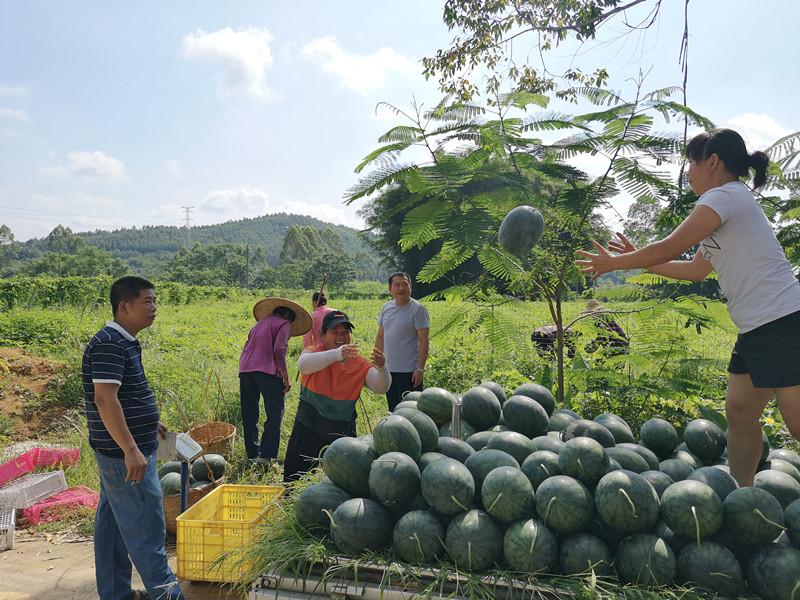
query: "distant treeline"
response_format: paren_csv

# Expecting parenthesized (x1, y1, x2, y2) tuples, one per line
(0, 214, 389, 287)
(0, 276, 391, 311)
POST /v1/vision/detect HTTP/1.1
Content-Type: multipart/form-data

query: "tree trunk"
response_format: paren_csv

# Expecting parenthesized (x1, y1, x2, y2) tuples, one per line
(555, 284, 565, 405)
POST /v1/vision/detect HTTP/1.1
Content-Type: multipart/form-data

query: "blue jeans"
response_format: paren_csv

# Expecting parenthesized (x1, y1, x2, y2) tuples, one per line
(94, 451, 184, 600)
(239, 371, 285, 459)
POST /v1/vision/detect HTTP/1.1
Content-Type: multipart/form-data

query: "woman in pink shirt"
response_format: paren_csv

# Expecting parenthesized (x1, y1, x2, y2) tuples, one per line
(239, 298, 311, 464)
(303, 292, 335, 348)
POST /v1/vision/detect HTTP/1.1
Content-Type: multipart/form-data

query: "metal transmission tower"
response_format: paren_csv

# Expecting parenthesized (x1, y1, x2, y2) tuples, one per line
(181, 206, 194, 248)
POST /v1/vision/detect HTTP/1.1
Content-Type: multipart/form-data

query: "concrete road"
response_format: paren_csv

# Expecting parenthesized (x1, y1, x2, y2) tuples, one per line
(0, 532, 245, 600)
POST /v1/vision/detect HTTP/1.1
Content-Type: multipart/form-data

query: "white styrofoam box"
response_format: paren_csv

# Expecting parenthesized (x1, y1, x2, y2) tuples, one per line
(0, 471, 67, 509)
(0, 508, 15, 551)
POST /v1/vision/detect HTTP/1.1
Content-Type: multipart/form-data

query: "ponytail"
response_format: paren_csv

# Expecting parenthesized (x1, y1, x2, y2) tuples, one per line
(686, 128, 771, 189)
(748, 151, 769, 189)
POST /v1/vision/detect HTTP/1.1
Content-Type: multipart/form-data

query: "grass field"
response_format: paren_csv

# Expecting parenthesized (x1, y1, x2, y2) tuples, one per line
(0, 292, 748, 490)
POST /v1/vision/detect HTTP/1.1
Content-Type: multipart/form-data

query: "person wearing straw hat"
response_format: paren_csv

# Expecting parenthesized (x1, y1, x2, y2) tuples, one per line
(283, 310, 391, 482)
(239, 297, 311, 465)
(580, 299, 629, 355)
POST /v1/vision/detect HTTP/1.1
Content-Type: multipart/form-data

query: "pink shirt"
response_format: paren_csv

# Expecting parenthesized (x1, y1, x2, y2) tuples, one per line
(303, 305, 335, 348)
(239, 315, 290, 377)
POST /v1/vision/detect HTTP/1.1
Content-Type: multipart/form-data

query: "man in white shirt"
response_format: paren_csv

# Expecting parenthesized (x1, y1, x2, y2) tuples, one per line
(374, 272, 430, 411)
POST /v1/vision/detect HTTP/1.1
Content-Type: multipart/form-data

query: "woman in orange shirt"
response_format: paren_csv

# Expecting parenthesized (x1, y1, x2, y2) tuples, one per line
(284, 310, 391, 482)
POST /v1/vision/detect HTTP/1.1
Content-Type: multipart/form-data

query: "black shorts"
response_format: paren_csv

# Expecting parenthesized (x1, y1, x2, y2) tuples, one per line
(728, 309, 800, 388)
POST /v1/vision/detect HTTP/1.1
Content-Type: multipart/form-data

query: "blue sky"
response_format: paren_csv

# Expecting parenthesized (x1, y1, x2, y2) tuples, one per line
(1, 1, 798, 241)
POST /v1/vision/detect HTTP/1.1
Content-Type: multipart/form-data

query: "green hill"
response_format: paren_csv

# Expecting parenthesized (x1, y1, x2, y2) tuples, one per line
(14, 213, 386, 280)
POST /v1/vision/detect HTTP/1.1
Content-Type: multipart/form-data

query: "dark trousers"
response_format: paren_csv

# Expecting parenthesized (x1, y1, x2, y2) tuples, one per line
(239, 371, 285, 459)
(386, 371, 422, 412)
(283, 416, 356, 483)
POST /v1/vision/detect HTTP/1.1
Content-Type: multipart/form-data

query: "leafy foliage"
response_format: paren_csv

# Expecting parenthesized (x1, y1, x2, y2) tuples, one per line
(422, 0, 666, 101)
(348, 85, 715, 400)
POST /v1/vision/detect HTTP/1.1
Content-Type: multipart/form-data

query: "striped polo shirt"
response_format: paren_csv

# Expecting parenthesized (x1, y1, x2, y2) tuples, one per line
(82, 321, 159, 458)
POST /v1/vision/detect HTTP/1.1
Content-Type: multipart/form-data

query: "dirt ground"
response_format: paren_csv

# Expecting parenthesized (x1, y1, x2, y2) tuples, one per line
(0, 347, 74, 441)
(0, 531, 245, 600)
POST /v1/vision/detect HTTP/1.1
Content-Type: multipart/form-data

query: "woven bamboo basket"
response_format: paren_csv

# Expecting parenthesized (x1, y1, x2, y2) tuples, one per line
(163, 476, 225, 535)
(188, 422, 236, 459)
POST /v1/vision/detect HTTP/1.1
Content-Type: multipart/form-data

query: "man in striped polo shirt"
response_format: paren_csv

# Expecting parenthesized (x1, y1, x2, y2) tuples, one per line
(82, 276, 184, 600)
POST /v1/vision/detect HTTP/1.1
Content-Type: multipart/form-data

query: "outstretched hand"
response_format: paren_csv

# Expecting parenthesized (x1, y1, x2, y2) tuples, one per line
(341, 344, 360, 361)
(575, 240, 617, 280)
(370, 347, 386, 369)
(608, 232, 636, 255)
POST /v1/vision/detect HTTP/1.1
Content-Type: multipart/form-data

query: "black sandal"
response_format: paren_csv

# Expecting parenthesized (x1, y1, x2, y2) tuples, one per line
(125, 591, 151, 600)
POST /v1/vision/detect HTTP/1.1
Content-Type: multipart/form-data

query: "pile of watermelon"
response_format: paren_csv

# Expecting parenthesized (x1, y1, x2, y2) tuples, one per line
(158, 453, 227, 495)
(294, 382, 800, 599)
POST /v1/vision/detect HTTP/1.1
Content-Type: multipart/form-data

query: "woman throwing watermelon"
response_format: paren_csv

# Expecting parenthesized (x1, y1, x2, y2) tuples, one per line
(575, 128, 800, 487)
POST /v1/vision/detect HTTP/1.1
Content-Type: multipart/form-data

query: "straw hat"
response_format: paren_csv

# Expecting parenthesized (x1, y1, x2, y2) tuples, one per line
(582, 299, 607, 314)
(252, 297, 312, 337)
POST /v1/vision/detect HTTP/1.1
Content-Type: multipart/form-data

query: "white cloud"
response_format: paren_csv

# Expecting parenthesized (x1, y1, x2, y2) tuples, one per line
(302, 37, 417, 94)
(0, 107, 28, 121)
(721, 113, 792, 152)
(165, 160, 182, 178)
(0, 85, 28, 97)
(180, 27, 274, 99)
(171, 186, 361, 227)
(202, 187, 270, 215)
(66, 151, 126, 181)
(42, 151, 126, 181)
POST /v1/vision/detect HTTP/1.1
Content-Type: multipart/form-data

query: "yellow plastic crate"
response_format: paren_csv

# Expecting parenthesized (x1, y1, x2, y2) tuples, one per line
(176, 484, 283, 583)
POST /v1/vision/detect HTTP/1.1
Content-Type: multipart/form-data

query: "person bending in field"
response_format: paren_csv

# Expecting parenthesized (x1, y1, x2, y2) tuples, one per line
(283, 310, 391, 482)
(239, 297, 311, 465)
(303, 291, 334, 348)
(581, 299, 629, 355)
(576, 128, 800, 487)
(82, 276, 184, 600)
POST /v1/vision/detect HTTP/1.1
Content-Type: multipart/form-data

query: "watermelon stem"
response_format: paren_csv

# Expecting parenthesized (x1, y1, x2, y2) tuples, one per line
(487, 493, 503, 513)
(710, 572, 732, 580)
(544, 496, 556, 526)
(791, 580, 799, 600)
(321, 509, 336, 529)
(542, 465, 551, 476)
(618, 488, 637, 517)
(451, 496, 469, 511)
(468, 541, 473, 570)
(577, 458, 585, 479)
(752, 508, 787, 532)
(528, 523, 539, 555)
(691, 505, 701, 546)
(412, 533, 424, 561)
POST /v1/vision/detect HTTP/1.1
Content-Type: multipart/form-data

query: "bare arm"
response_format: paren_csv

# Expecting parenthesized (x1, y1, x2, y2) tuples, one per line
(647, 252, 713, 282)
(412, 327, 429, 387)
(576, 206, 721, 277)
(607, 232, 714, 282)
(416, 328, 429, 370)
(374, 325, 385, 353)
(94, 382, 147, 482)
